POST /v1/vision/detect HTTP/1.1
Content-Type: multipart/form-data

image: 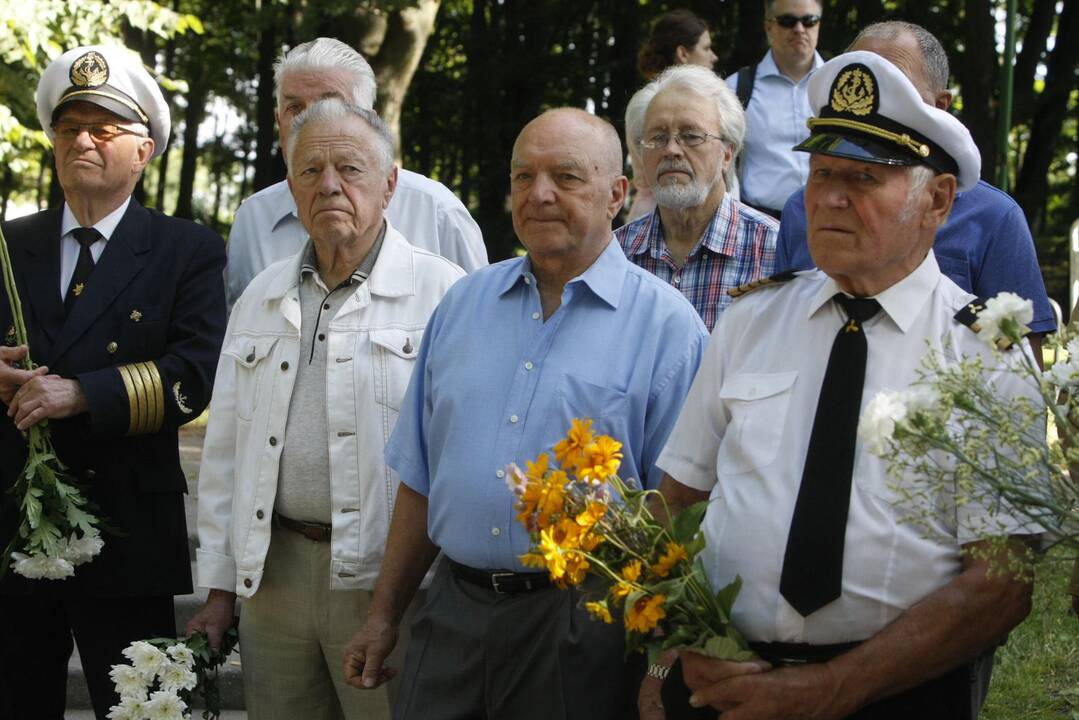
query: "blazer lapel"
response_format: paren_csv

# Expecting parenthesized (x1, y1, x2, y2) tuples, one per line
(14, 209, 66, 357)
(50, 200, 150, 363)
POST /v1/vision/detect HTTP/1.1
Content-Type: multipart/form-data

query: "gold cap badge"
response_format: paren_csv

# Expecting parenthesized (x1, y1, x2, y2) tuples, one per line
(830, 65, 876, 117)
(69, 51, 109, 88)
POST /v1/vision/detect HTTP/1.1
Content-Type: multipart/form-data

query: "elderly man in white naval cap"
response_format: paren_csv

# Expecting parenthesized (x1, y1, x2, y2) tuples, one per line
(0, 45, 226, 718)
(650, 51, 1038, 719)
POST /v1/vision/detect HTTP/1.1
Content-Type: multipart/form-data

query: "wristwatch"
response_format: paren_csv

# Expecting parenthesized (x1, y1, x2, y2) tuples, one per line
(646, 663, 671, 680)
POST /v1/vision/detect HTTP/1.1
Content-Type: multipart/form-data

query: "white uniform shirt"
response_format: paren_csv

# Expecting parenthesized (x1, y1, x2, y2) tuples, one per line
(726, 50, 823, 212)
(225, 169, 487, 307)
(658, 252, 1037, 644)
(58, 198, 130, 298)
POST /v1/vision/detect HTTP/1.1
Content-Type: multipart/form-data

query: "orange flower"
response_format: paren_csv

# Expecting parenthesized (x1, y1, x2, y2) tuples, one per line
(585, 601, 613, 624)
(554, 418, 594, 472)
(621, 560, 642, 583)
(538, 527, 566, 580)
(625, 594, 667, 633)
(576, 435, 623, 482)
(610, 559, 642, 600)
(611, 581, 634, 600)
(651, 542, 688, 578)
(575, 501, 608, 530)
(560, 551, 590, 587)
(535, 471, 568, 529)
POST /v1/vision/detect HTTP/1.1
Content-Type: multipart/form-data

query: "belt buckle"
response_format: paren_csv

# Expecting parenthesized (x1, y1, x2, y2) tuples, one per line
(490, 571, 516, 594)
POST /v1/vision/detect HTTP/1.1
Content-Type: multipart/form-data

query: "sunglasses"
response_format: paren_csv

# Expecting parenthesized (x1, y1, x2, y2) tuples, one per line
(772, 14, 821, 28)
(51, 121, 147, 143)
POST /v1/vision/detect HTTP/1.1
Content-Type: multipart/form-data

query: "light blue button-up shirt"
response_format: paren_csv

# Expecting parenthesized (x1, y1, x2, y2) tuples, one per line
(386, 239, 708, 570)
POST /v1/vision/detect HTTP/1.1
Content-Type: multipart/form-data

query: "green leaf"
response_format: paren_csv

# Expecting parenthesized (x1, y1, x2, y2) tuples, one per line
(670, 500, 708, 545)
(713, 574, 744, 620)
(696, 633, 756, 662)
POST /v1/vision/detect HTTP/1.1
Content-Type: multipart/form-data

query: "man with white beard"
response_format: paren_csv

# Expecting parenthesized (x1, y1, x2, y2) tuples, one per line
(615, 65, 778, 331)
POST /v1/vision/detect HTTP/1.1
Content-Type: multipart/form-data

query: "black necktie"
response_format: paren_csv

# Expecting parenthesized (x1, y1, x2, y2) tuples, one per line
(779, 293, 881, 617)
(65, 227, 101, 314)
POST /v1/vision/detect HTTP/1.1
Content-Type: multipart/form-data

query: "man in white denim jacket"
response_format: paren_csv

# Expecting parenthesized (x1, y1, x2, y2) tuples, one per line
(187, 99, 463, 719)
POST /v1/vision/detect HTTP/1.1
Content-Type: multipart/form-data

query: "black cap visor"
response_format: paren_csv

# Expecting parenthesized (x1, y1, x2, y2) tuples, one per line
(53, 86, 148, 125)
(793, 132, 919, 167)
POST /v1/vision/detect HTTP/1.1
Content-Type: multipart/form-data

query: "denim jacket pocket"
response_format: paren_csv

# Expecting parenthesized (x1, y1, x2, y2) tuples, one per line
(222, 335, 278, 421)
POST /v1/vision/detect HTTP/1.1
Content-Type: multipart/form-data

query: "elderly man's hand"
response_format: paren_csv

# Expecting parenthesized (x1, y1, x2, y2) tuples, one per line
(638, 648, 678, 720)
(342, 615, 399, 690)
(680, 650, 849, 719)
(0, 345, 46, 407)
(185, 589, 237, 652)
(8, 373, 88, 430)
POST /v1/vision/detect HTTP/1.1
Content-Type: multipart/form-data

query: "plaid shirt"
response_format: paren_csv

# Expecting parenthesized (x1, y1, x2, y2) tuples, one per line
(615, 195, 778, 331)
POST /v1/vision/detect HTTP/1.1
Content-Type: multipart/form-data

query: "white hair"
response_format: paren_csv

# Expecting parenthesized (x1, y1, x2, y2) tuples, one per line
(898, 164, 938, 222)
(274, 37, 377, 111)
(641, 65, 745, 192)
(286, 97, 395, 173)
(624, 84, 659, 168)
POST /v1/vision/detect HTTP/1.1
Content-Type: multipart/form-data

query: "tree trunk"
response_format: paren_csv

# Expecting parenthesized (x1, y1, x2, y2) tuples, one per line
(174, 79, 209, 219)
(1012, 0, 1079, 231)
(252, 10, 281, 192)
(1011, 0, 1056, 125)
(957, 0, 1000, 182)
(370, 0, 442, 154)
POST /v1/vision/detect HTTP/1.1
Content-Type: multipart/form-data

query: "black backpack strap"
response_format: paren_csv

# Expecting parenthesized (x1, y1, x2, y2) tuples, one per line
(736, 63, 757, 109)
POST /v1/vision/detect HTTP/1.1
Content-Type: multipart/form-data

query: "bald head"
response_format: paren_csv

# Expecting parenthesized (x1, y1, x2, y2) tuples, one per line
(516, 108, 624, 178)
(850, 21, 951, 109)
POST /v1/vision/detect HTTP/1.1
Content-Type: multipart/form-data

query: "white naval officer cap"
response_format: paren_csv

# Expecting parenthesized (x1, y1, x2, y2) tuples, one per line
(36, 44, 171, 159)
(794, 50, 981, 192)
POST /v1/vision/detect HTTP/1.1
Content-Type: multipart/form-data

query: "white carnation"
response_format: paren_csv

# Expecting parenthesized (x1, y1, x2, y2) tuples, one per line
(1049, 359, 1079, 390)
(166, 642, 196, 669)
(59, 530, 104, 566)
(144, 690, 187, 720)
(122, 641, 169, 680)
(10, 551, 75, 580)
(975, 292, 1033, 346)
(858, 391, 909, 455)
(109, 663, 150, 700)
(902, 385, 940, 413)
(106, 695, 146, 720)
(158, 660, 198, 693)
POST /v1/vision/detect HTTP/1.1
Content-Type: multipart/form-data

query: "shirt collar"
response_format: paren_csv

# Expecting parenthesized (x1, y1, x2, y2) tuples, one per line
(498, 237, 627, 310)
(807, 251, 941, 332)
(631, 195, 739, 261)
(299, 221, 386, 291)
(757, 49, 825, 81)
(273, 190, 301, 232)
(60, 197, 131, 241)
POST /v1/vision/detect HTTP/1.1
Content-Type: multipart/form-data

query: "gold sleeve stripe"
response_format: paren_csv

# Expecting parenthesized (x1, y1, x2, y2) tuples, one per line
(128, 363, 150, 434)
(143, 361, 165, 433)
(133, 362, 160, 435)
(117, 365, 140, 435)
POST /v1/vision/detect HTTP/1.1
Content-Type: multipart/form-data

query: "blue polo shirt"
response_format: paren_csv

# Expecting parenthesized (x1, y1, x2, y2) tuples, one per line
(385, 239, 708, 570)
(774, 180, 1056, 333)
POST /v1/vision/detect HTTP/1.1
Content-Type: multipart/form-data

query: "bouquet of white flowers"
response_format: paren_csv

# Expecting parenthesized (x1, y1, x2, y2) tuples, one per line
(858, 292, 1076, 550)
(108, 628, 239, 720)
(0, 225, 106, 580)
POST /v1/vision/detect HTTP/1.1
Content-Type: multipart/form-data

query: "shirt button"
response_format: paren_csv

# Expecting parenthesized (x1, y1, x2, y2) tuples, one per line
(318, 333, 326, 341)
(524, 361, 534, 370)
(524, 276, 531, 285)
(532, 312, 540, 320)
(673, 275, 682, 285)
(496, 469, 505, 479)
(324, 303, 330, 310)
(256, 509, 264, 520)
(269, 436, 278, 447)
(510, 414, 519, 424)
(491, 527, 501, 536)
(243, 578, 252, 588)
(280, 361, 289, 371)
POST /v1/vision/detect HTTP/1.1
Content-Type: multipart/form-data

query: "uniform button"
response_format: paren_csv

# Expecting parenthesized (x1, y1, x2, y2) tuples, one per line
(106, 341, 118, 354)
(256, 509, 264, 520)
(269, 436, 278, 447)
(531, 312, 540, 320)
(243, 578, 252, 588)
(324, 303, 330, 310)
(524, 361, 534, 370)
(509, 414, 519, 424)
(491, 527, 501, 536)
(280, 361, 289, 371)
(495, 469, 506, 479)
(246, 352, 256, 363)
(318, 333, 326, 341)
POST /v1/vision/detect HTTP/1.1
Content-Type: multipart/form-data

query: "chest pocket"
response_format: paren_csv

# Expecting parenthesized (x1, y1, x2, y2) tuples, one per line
(222, 336, 278, 421)
(717, 371, 798, 475)
(370, 328, 421, 413)
(126, 304, 168, 357)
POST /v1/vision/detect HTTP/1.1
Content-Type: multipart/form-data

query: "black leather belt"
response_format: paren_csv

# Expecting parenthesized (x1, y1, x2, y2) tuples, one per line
(276, 514, 332, 543)
(749, 640, 861, 666)
(448, 559, 551, 594)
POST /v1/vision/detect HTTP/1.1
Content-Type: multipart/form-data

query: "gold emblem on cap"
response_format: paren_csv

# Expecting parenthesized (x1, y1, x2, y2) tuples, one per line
(69, 51, 110, 88)
(130, 310, 142, 322)
(831, 68, 875, 117)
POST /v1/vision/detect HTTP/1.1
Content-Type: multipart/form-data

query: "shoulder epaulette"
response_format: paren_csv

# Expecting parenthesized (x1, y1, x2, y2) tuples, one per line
(728, 271, 798, 299)
(953, 296, 1026, 350)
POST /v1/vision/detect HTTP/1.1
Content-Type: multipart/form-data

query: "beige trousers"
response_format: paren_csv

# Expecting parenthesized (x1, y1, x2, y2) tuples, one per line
(238, 523, 420, 720)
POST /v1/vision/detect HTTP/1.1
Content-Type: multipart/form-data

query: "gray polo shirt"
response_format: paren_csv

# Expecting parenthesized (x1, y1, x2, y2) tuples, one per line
(275, 226, 385, 523)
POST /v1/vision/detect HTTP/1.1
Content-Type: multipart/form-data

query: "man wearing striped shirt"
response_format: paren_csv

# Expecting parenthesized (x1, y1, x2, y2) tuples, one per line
(616, 65, 777, 331)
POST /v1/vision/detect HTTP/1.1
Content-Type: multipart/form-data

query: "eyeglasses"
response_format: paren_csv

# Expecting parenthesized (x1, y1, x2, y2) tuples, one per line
(51, 121, 148, 143)
(771, 13, 821, 28)
(639, 132, 724, 150)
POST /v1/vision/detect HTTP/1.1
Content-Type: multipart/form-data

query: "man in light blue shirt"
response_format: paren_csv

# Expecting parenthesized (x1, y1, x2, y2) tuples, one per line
(341, 108, 707, 720)
(726, 0, 824, 217)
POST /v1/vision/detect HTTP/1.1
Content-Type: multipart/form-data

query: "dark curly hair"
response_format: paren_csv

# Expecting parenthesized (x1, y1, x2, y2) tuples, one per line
(637, 9, 710, 79)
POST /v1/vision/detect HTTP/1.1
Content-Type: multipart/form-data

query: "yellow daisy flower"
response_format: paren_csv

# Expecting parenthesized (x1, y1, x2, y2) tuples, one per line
(575, 501, 608, 529)
(576, 435, 623, 482)
(585, 601, 614, 624)
(539, 527, 566, 580)
(554, 418, 594, 471)
(621, 559, 642, 583)
(625, 594, 667, 633)
(651, 542, 688, 578)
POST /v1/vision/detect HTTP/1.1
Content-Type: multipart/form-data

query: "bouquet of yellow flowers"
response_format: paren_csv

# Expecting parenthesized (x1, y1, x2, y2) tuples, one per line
(508, 418, 752, 660)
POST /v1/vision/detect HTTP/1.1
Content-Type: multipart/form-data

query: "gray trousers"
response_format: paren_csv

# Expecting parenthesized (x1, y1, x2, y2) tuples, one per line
(394, 561, 634, 720)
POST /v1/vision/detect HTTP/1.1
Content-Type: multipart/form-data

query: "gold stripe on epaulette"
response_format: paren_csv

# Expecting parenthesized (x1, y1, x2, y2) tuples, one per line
(728, 272, 796, 299)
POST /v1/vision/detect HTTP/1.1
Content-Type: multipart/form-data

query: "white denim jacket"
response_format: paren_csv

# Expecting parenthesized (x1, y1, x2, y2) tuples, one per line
(196, 224, 464, 596)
